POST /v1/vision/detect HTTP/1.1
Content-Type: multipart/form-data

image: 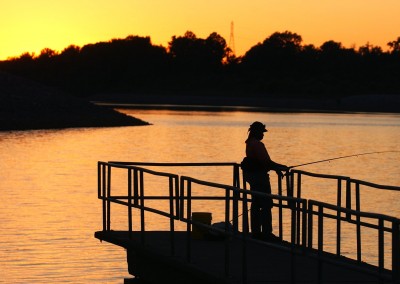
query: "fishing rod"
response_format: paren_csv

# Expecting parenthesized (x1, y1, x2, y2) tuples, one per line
(289, 150, 400, 169)
(229, 150, 399, 222)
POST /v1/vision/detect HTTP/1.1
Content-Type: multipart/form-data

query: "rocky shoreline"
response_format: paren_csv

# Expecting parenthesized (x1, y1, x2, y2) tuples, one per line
(0, 72, 150, 131)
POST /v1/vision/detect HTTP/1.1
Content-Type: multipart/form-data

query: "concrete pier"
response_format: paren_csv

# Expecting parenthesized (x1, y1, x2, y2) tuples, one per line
(95, 230, 391, 283)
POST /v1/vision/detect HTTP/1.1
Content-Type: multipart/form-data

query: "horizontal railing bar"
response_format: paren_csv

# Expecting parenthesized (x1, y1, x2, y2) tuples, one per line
(106, 197, 178, 219)
(183, 176, 307, 203)
(181, 175, 237, 190)
(108, 161, 238, 167)
(109, 195, 178, 200)
(100, 161, 180, 178)
(292, 169, 350, 180)
(139, 206, 176, 218)
(309, 200, 400, 223)
(349, 179, 400, 191)
(107, 195, 231, 201)
(107, 197, 130, 206)
(106, 195, 300, 207)
(308, 210, 393, 233)
(182, 196, 229, 200)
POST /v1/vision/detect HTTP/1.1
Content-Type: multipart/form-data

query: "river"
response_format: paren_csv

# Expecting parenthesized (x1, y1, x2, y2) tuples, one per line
(0, 109, 399, 283)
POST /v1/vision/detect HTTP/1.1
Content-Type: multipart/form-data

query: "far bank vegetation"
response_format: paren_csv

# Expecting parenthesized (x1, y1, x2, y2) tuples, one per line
(1, 31, 400, 98)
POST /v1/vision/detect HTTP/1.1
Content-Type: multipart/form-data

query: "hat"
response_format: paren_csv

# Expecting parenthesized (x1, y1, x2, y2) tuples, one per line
(249, 121, 267, 133)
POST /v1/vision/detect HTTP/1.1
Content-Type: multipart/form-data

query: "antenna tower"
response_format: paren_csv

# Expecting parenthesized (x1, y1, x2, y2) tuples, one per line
(229, 21, 235, 55)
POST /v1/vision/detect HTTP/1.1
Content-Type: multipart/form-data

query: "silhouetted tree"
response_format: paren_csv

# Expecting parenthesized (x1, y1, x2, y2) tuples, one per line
(242, 31, 303, 72)
(167, 31, 229, 90)
(204, 32, 229, 66)
(37, 48, 58, 60)
(387, 37, 400, 54)
(358, 42, 383, 57)
(60, 45, 81, 58)
(17, 52, 36, 61)
(169, 31, 229, 70)
(320, 40, 342, 54)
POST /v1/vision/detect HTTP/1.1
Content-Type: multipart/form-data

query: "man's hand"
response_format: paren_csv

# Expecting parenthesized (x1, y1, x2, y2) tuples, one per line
(275, 165, 290, 179)
(275, 170, 284, 179)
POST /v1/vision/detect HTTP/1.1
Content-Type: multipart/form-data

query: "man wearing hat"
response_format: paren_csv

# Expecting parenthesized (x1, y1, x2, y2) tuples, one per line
(242, 121, 288, 241)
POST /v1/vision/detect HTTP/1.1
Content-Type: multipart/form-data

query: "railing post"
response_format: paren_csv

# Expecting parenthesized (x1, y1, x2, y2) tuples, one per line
(133, 169, 138, 206)
(101, 163, 107, 232)
(355, 182, 361, 212)
(186, 179, 192, 263)
(336, 178, 342, 256)
(337, 178, 342, 208)
(296, 172, 301, 198)
(107, 164, 111, 231)
(286, 171, 295, 241)
(128, 168, 132, 238)
(174, 176, 179, 219)
(278, 173, 283, 239)
(233, 163, 240, 188)
(225, 187, 230, 278)
(242, 190, 249, 284)
(346, 179, 352, 220)
(232, 165, 239, 232)
(318, 205, 324, 283)
(97, 162, 101, 199)
(232, 190, 239, 233)
(139, 170, 145, 244)
(308, 202, 313, 248)
(301, 200, 307, 248)
(291, 199, 296, 245)
(393, 221, 400, 283)
(355, 183, 362, 263)
(169, 176, 175, 256)
(296, 172, 302, 245)
(225, 187, 231, 227)
(232, 164, 240, 233)
(286, 170, 293, 198)
(378, 218, 384, 279)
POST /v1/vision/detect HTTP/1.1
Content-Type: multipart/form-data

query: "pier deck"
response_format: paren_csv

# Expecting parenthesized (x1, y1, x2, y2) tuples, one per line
(95, 230, 389, 283)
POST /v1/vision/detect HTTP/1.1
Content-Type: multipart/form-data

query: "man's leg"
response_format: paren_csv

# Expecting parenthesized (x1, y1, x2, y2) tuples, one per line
(260, 203, 273, 235)
(250, 202, 261, 236)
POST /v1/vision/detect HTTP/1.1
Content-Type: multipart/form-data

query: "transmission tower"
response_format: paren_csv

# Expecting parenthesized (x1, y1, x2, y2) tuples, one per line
(229, 21, 235, 55)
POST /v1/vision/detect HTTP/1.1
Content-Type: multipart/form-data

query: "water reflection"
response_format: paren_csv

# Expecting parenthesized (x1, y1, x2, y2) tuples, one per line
(0, 110, 399, 283)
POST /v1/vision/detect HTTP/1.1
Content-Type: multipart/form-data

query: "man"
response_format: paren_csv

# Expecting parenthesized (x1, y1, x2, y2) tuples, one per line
(242, 121, 288, 241)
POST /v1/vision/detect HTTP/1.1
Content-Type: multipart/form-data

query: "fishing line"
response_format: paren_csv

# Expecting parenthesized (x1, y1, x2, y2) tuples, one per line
(289, 150, 400, 169)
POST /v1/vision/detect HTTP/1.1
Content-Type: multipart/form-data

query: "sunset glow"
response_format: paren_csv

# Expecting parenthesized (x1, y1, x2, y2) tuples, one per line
(1, 0, 399, 60)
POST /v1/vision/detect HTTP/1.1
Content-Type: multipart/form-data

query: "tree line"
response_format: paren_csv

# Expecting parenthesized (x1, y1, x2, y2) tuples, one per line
(1, 31, 400, 97)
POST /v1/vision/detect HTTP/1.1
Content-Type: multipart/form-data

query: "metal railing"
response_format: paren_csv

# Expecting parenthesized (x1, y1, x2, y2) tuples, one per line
(179, 174, 306, 283)
(97, 161, 400, 283)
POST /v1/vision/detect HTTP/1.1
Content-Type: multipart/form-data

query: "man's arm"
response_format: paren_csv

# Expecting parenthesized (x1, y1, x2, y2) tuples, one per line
(267, 160, 288, 171)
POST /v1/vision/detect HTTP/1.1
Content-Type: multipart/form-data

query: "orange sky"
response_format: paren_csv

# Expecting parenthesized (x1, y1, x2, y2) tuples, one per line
(1, 0, 399, 60)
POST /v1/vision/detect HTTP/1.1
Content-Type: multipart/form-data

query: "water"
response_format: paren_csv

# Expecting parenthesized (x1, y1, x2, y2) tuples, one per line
(0, 109, 399, 283)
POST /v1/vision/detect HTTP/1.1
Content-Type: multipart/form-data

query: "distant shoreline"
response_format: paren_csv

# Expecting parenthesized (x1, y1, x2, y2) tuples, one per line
(95, 102, 380, 115)
(91, 93, 400, 114)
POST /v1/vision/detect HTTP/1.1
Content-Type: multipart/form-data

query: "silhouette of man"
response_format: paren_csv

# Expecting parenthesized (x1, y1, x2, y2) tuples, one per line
(242, 121, 288, 241)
